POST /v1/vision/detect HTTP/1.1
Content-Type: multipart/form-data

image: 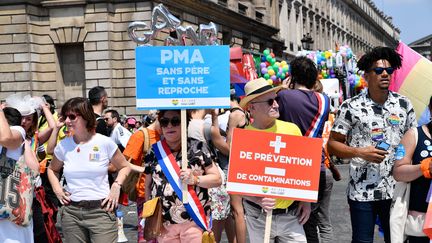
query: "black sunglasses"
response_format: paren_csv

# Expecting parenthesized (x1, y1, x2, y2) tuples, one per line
(160, 116, 181, 128)
(251, 98, 276, 106)
(64, 113, 80, 121)
(371, 67, 394, 75)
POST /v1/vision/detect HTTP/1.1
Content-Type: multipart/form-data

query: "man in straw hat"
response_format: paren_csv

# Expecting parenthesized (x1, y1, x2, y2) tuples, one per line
(239, 77, 310, 243)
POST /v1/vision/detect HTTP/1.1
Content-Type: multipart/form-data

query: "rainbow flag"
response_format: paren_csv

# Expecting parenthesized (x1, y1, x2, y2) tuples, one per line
(390, 41, 432, 120)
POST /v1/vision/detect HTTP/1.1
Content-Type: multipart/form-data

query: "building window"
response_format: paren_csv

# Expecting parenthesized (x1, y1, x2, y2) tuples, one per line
(256, 11, 264, 22)
(218, 0, 227, 7)
(222, 31, 232, 46)
(239, 3, 248, 15)
(56, 44, 86, 99)
(242, 36, 251, 48)
(57, 44, 85, 86)
(259, 43, 266, 53)
(290, 42, 294, 51)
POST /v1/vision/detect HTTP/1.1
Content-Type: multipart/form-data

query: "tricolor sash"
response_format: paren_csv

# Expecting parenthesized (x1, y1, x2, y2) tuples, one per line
(305, 92, 330, 138)
(153, 140, 210, 231)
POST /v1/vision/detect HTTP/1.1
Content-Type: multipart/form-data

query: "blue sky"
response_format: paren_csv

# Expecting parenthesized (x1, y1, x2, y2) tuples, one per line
(372, 0, 432, 44)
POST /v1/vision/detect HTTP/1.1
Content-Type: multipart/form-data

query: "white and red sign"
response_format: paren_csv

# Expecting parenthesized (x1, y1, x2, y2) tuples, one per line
(227, 128, 323, 202)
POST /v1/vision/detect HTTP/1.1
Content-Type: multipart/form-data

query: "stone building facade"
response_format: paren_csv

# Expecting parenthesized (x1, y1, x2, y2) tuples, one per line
(409, 34, 432, 61)
(0, 0, 399, 115)
(0, 0, 285, 115)
(279, 0, 400, 58)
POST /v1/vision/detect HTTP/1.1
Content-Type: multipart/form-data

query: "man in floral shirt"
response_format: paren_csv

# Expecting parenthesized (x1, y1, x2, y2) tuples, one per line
(328, 46, 417, 243)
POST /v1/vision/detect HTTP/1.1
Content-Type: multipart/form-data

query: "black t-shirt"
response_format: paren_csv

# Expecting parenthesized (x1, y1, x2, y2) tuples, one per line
(409, 126, 432, 212)
(95, 113, 110, 137)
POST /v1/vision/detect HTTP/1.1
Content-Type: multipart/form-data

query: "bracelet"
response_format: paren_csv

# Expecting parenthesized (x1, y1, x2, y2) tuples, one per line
(195, 176, 201, 186)
(192, 176, 201, 186)
(420, 158, 432, 179)
(114, 181, 122, 187)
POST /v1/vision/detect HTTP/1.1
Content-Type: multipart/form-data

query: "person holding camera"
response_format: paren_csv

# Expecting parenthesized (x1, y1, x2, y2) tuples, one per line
(327, 47, 417, 243)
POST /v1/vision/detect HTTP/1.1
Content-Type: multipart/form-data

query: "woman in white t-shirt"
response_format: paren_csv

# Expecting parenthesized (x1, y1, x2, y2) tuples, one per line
(0, 105, 39, 243)
(47, 97, 130, 243)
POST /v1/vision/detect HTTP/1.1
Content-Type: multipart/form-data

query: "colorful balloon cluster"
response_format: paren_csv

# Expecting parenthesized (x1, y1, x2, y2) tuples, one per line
(259, 49, 289, 85)
(319, 68, 337, 79)
(298, 45, 354, 70)
(348, 73, 367, 92)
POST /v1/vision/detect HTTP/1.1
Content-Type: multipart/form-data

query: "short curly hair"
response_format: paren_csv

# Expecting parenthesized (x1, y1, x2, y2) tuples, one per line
(289, 56, 318, 89)
(357, 46, 402, 72)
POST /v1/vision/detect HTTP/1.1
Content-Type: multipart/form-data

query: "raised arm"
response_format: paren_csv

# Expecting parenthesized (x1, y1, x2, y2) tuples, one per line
(37, 102, 56, 144)
(46, 120, 65, 155)
(0, 105, 24, 149)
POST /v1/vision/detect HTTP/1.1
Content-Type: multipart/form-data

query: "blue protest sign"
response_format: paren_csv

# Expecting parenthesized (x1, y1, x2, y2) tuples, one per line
(135, 45, 230, 110)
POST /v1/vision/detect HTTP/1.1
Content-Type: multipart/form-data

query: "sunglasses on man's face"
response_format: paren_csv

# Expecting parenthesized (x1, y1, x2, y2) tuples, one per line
(371, 67, 394, 75)
(251, 98, 276, 106)
(64, 113, 80, 121)
(159, 116, 181, 128)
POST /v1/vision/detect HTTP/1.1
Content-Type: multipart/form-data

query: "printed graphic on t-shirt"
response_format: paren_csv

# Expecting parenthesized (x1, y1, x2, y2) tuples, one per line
(0, 150, 35, 226)
(332, 91, 417, 201)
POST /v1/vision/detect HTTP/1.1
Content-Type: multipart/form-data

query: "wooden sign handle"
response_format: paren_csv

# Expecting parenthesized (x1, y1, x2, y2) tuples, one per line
(264, 210, 272, 243)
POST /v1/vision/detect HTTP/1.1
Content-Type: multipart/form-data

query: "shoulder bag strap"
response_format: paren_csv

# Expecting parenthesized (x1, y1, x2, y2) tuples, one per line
(142, 128, 151, 153)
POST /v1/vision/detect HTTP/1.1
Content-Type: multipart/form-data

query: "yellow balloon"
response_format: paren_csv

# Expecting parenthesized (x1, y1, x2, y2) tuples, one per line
(268, 69, 275, 76)
(281, 61, 287, 66)
(267, 79, 273, 85)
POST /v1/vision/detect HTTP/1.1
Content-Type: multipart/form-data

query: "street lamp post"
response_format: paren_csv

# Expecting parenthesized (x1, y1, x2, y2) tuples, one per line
(301, 33, 314, 50)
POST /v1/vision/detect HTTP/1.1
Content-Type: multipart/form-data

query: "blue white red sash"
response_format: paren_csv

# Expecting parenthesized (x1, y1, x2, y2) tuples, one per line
(305, 92, 330, 138)
(153, 140, 209, 231)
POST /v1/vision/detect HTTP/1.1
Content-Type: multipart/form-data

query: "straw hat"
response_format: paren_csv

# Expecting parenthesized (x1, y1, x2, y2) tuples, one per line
(239, 78, 284, 108)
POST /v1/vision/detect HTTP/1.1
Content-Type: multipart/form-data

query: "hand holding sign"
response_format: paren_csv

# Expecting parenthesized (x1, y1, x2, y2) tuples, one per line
(179, 168, 196, 185)
(258, 197, 276, 212)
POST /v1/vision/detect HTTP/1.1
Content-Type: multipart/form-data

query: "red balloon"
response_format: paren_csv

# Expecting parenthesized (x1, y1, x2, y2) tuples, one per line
(265, 61, 270, 66)
(270, 53, 275, 58)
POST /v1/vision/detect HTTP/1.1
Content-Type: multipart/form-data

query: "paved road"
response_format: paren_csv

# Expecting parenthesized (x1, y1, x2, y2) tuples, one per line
(58, 164, 386, 242)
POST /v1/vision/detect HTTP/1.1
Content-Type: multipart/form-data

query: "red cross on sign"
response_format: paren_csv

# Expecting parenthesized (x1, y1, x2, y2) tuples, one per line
(227, 128, 322, 202)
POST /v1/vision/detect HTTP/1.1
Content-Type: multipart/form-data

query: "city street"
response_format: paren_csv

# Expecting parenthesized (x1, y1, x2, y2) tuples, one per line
(57, 164, 385, 243)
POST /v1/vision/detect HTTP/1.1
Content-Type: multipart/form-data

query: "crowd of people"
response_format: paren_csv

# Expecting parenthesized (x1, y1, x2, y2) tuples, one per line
(0, 46, 430, 243)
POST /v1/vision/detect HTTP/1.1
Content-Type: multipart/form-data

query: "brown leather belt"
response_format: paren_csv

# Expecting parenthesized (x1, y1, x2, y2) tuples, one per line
(69, 200, 103, 209)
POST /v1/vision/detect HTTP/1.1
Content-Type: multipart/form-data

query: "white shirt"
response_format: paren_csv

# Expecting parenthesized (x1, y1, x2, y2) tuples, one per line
(0, 220, 33, 243)
(54, 133, 117, 201)
(110, 123, 131, 149)
(0, 126, 25, 160)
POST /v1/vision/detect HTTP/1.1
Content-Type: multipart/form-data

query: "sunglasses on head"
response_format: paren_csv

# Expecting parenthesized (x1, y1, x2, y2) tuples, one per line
(371, 67, 394, 75)
(251, 98, 276, 106)
(159, 116, 181, 128)
(64, 113, 79, 121)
